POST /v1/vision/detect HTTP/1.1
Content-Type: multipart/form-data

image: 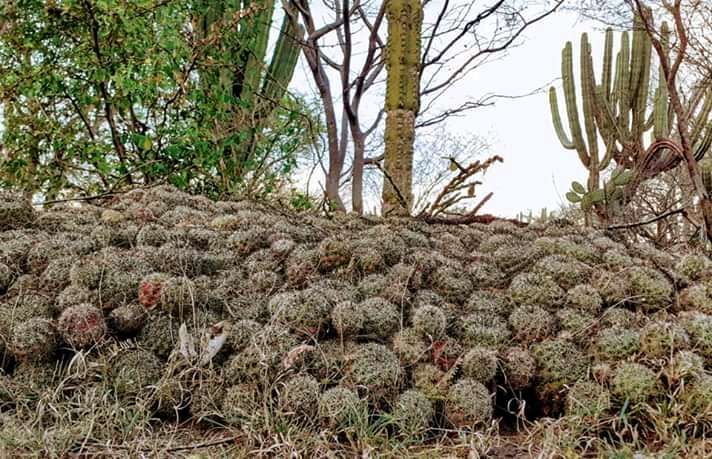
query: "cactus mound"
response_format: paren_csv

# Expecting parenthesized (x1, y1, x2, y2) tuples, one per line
(0, 186, 711, 456)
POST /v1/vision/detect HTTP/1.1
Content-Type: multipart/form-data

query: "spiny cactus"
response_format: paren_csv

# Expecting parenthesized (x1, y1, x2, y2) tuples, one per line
(381, 0, 423, 216)
(550, 18, 712, 220)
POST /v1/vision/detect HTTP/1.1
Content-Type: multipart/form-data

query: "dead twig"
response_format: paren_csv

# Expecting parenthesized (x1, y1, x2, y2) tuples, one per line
(417, 155, 503, 224)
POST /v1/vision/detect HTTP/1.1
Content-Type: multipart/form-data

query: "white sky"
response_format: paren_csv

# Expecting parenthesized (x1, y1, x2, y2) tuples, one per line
(288, 8, 608, 218)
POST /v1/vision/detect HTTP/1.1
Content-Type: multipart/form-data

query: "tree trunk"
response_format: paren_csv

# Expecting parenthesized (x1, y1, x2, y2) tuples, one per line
(351, 129, 365, 214)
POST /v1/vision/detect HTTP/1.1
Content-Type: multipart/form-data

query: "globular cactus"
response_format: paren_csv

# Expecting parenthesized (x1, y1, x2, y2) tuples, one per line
(550, 17, 712, 221)
(381, 0, 423, 216)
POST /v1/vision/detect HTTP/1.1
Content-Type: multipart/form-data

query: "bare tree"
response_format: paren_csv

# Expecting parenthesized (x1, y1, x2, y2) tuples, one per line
(289, 0, 565, 215)
(629, 0, 712, 240)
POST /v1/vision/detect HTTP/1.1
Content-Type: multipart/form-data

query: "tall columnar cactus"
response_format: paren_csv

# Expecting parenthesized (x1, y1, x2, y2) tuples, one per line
(381, 0, 423, 216)
(195, 0, 304, 180)
(549, 16, 712, 221)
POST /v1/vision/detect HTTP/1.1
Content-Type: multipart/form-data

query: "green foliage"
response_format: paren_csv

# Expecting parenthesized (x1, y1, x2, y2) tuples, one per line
(0, 0, 320, 200)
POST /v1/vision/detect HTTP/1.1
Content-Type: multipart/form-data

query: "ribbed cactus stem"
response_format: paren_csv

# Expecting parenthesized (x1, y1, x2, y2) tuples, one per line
(581, 33, 599, 175)
(618, 32, 631, 137)
(258, 14, 304, 117)
(601, 29, 614, 99)
(382, 0, 423, 216)
(559, 41, 589, 165)
(240, 0, 277, 106)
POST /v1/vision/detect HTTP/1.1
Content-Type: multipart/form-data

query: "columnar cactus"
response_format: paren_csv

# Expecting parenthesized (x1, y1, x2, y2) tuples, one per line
(381, 0, 423, 216)
(195, 0, 305, 179)
(550, 17, 712, 221)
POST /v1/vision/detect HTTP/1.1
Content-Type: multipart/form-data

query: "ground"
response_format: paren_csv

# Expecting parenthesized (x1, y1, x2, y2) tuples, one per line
(0, 186, 711, 458)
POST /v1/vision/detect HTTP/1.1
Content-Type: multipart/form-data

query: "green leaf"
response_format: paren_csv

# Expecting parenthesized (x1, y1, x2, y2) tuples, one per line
(142, 137, 153, 151)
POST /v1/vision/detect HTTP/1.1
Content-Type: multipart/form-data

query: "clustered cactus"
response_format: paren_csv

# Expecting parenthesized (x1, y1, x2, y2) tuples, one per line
(0, 186, 710, 454)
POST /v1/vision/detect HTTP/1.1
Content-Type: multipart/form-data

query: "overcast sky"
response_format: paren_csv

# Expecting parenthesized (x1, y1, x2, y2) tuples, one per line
(288, 7, 608, 218)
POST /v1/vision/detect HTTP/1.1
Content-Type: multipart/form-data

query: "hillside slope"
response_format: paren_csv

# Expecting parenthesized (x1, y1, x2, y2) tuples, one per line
(1, 186, 711, 457)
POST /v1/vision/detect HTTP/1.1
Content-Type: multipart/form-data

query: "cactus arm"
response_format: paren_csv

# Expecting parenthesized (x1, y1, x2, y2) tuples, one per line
(561, 41, 590, 166)
(594, 84, 625, 143)
(691, 90, 712, 144)
(257, 14, 304, 117)
(601, 29, 614, 100)
(653, 86, 670, 140)
(617, 32, 631, 137)
(611, 51, 623, 115)
(695, 123, 712, 160)
(549, 88, 575, 149)
(581, 34, 599, 164)
(240, 0, 277, 105)
(632, 27, 652, 140)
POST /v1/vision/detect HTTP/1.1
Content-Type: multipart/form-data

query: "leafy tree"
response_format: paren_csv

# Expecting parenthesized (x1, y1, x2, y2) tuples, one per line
(0, 0, 319, 200)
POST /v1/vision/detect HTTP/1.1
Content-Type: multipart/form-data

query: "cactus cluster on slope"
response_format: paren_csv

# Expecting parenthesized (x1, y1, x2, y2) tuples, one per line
(0, 187, 711, 455)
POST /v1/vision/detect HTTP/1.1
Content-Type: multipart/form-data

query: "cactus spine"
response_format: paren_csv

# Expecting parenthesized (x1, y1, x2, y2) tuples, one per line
(381, 0, 423, 216)
(550, 16, 712, 221)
